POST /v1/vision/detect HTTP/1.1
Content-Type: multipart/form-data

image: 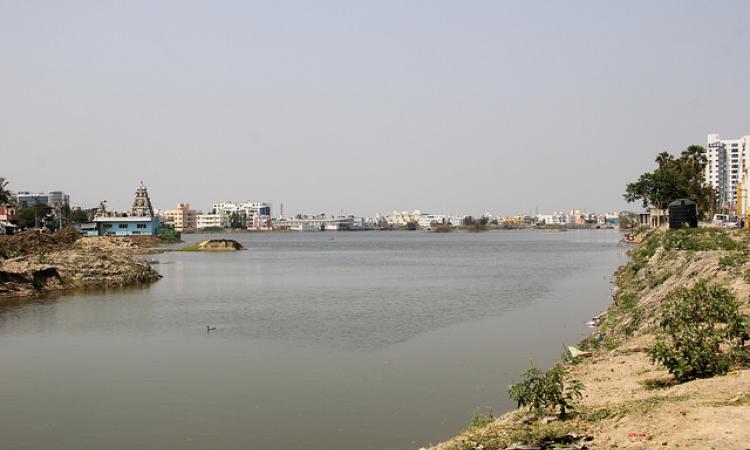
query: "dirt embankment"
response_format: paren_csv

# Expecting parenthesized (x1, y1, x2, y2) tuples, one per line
(429, 227, 750, 450)
(0, 229, 162, 298)
(179, 239, 244, 251)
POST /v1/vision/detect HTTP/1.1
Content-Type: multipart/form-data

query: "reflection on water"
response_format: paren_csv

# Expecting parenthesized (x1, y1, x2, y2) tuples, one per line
(0, 230, 626, 450)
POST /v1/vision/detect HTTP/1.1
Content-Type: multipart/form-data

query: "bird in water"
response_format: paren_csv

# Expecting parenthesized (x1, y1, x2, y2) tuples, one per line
(206, 325, 216, 333)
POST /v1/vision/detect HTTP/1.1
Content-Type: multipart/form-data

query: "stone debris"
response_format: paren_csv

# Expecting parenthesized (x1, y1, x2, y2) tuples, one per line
(0, 229, 161, 298)
(568, 346, 593, 359)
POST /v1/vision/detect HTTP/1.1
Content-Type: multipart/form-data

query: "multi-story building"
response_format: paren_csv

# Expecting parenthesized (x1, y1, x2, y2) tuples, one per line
(162, 203, 200, 231)
(706, 133, 750, 208)
(13, 190, 70, 208)
(211, 201, 272, 230)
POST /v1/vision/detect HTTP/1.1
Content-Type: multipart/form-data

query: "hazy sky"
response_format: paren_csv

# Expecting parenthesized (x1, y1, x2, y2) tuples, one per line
(1, 1, 749, 216)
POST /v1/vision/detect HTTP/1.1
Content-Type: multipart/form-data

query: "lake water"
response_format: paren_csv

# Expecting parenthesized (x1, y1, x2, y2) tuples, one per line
(0, 230, 627, 450)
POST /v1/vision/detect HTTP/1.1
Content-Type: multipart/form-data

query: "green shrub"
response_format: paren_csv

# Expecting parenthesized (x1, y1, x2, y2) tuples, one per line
(507, 364, 584, 417)
(649, 279, 750, 382)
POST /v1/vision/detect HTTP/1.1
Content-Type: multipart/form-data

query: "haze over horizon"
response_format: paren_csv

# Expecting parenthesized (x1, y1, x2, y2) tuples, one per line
(2, 0, 749, 216)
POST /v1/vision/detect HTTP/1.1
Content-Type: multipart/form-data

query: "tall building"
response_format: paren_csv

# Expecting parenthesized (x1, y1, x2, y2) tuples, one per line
(706, 133, 750, 208)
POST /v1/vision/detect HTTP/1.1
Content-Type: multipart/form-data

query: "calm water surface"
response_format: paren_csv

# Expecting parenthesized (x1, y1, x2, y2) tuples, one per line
(0, 230, 627, 450)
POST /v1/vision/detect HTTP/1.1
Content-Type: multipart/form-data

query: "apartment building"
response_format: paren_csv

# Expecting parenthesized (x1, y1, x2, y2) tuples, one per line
(706, 133, 750, 208)
(196, 213, 224, 229)
(162, 203, 200, 231)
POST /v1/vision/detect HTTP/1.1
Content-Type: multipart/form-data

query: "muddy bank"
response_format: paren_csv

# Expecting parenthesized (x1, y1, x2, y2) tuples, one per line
(429, 226, 750, 450)
(0, 229, 162, 299)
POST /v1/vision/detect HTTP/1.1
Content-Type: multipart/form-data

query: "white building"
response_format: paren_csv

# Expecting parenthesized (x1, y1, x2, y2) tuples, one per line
(211, 201, 272, 230)
(197, 213, 224, 229)
(274, 214, 374, 231)
(417, 214, 447, 229)
(706, 133, 750, 208)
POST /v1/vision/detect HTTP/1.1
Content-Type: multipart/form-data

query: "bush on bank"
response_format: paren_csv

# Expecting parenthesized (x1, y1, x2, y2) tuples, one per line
(649, 279, 750, 382)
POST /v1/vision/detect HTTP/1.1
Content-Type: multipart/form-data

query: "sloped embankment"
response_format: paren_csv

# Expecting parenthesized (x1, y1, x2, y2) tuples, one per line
(429, 227, 750, 450)
(0, 229, 161, 298)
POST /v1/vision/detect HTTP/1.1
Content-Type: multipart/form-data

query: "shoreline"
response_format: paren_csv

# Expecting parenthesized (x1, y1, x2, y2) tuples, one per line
(429, 226, 750, 449)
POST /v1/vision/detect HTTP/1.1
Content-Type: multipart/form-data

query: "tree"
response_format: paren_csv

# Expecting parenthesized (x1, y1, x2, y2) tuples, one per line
(15, 202, 52, 229)
(624, 146, 715, 218)
(0, 177, 10, 205)
(229, 211, 246, 228)
(69, 208, 91, 223)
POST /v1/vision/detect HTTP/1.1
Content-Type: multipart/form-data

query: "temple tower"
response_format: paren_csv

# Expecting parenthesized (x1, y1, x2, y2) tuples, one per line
(131, 181, 154, 217)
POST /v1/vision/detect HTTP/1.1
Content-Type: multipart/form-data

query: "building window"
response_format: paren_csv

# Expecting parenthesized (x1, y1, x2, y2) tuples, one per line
(136, 224, 147, 229)
(119, 224, 128, 229)
(103, 224, 112, 229)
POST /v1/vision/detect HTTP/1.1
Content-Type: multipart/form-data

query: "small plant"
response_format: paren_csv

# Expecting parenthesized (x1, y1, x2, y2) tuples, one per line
(468, 410, 495, 430)
(36, 251, 47, 264)
(649, 279, 750, 382)
(507, 364, 585, 417)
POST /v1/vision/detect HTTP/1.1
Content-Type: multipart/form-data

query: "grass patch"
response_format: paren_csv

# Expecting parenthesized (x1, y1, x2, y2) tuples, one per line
(640, 377, 676, 390)
(468, 410, 495, 430)
(663, 227, 744, 251)
(719, 252, 749, 270)
(647, 269, 673, 288)
(582, 394, 691, 421)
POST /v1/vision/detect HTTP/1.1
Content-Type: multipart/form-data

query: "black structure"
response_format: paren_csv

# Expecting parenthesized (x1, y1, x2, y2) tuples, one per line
(668, 199, 698, 229)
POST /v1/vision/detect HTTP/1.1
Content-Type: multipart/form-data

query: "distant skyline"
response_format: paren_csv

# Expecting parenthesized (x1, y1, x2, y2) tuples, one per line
(2, 1, 750, 215)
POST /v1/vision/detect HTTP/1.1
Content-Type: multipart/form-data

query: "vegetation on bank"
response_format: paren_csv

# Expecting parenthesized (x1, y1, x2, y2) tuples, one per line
(650, 279, 749, 382)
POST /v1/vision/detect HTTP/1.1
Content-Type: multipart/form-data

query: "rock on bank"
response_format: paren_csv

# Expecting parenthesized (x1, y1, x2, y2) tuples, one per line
(0, 229, 162, 298)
